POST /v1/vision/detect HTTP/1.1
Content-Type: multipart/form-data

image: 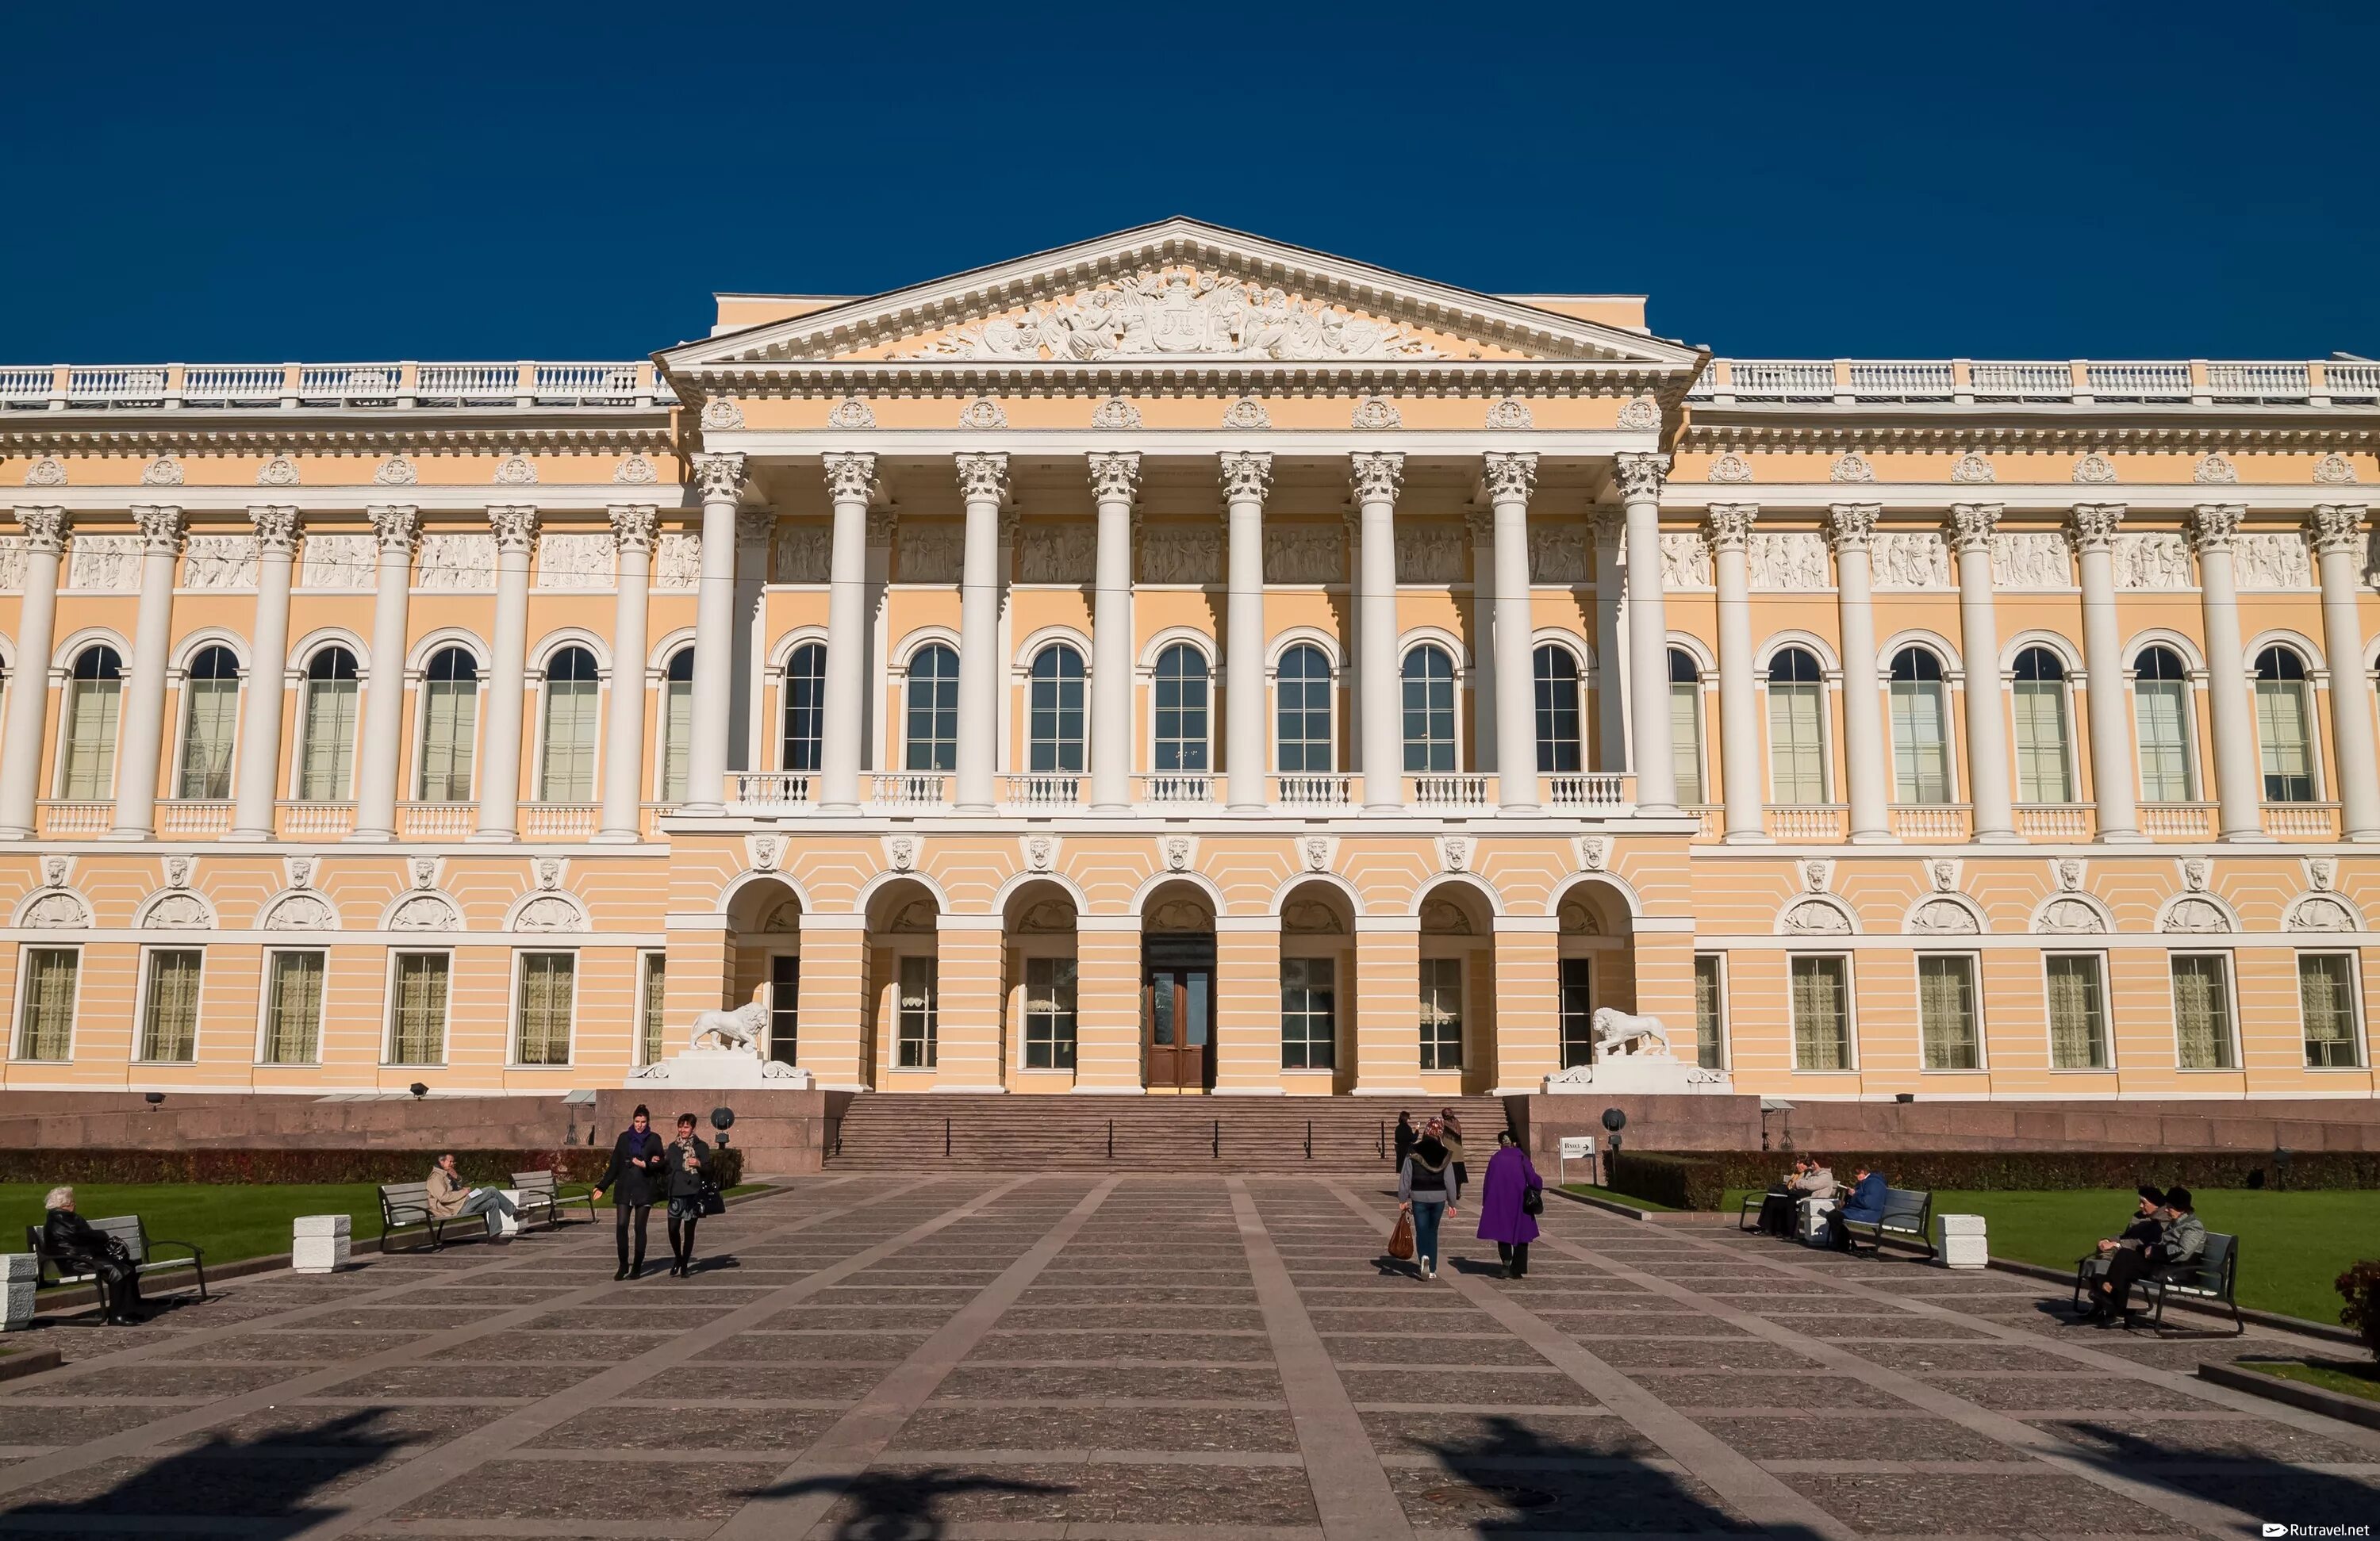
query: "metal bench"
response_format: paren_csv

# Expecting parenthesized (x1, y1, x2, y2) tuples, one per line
(509, 1170, 594, 1231)
(377, 1181, 493, 1252)
(1837, 1186, 1937, 1259)
(2071, 1232, 2243, 1333)
(25, 1214, 207, 1308)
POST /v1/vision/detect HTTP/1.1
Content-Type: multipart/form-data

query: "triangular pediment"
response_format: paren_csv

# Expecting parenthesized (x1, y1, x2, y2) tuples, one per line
(660, 218, 1699, 376)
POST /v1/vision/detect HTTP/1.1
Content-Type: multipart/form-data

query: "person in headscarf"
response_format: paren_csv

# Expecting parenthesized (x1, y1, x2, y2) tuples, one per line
(1475, 1129, 1543, 1278)
(41, 1186, 145, 1325)
(592, 1104, 665, 1280)
(1395, 1116, 1462, 1281)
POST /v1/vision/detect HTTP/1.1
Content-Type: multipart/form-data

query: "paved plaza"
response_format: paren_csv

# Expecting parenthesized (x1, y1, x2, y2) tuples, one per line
(0, 1177, 2371, 1539)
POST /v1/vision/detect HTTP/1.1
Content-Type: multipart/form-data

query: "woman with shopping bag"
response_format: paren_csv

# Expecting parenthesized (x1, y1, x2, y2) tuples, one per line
(1395, 1117, 1461, 1280)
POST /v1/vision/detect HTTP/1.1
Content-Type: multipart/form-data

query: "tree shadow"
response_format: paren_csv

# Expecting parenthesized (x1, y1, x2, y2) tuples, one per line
(736, 1463, 1066, 1540)
(1408, 1412, 1797, 1535)
(2048, 1416, 2380, 1529)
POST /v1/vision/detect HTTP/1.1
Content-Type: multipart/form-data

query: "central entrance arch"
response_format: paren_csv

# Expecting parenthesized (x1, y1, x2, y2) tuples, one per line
(1141, 882, 1215, 1092)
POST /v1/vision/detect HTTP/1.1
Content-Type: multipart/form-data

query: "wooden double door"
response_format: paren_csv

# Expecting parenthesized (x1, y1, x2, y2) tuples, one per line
(1142, 932, 1216, 1091)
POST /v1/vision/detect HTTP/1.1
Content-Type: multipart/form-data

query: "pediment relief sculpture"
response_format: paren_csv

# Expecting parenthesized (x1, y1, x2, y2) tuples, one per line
(909, 267, 1442, 362)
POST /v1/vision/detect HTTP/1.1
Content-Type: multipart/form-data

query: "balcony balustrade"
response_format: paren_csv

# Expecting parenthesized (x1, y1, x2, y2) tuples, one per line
(2262, 802, 2341, 839)
(1545, 772, 1631, 811)
(0, 360, 671, 412)
(1135, 773, 1215, 807)
(871, 772, 950, 811)
(2140, 803, 2217, 839)
(2014, 803, 2094, 841)
(1890, 803, 1972, 841)
(730, 772, 813, 811)
(1273, 772, 1353, 809)
(279, 801, 355, 838)
(1411, 773, 1492, 811)
(397, 803, 475, 838)
(36, 801, 111, 837)
(1687, 357, 2370, 406)
(1000, 773, 1082, 809)
(156, 799, 232, 837)
(1686, 806, 1725, 841)
(1765, 803, 1846, 841)
(521, 804, 598, 838)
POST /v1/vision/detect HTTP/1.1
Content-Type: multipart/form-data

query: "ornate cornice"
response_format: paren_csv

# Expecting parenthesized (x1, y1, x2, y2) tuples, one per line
(1218, 451, 1272, 504)
(249, 504, 302, 554)
(1821, 502, 1879, 550)
(955, 452, 1011, 504)
(1944, 502, 2001, 554)
(822, 452, 877, 506)
(16, 506, 68, 554)
(0, 418, 675, 460)
(2065, 503, 2125, 553)
(1088, 451, 1142, 504)
(2306, 503, 2370, 558)
(692, 451, 747, 504)
(131, 503, 186, 554)
(1481, 450, 1537, 505)
(2186, 502, 2243, 553)
(1702, 503, 1756, 553)
(1614, 452, 1668, 502)
(367, 504, 422, 554)
(1349, 451, 1405, 504)
(1679, 415, 2376, 455)
(608, 504, 658, 555)
(489, 504, 541, 554)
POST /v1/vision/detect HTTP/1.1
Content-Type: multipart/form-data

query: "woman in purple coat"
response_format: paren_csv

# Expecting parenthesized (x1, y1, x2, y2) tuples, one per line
(1474, 1129, 1543, 1278)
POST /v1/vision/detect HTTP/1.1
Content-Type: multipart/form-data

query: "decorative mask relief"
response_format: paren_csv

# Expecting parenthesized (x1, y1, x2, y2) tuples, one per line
(263, 892, 336, 931)
(1221, 396, 1271, 428)
(2233, 532, 2313, 589)
(1950, 451, 1996, 484)
(770, 524, 830, 584)
(700, 397, 744, 430)
(1438, 836, 1471, 873)
(1161, 835, 1196, 873)
(1990, 531, 2071, 588)
(1139, 527, 1219, 585)
(2036, 897, 2107, 934)
(900, 525, 963, 583)
(1265, 526, 1343, 584)
(1300, 835, 1334, 872)
(537, 533, 616, 588)
(1781, 899, 1850, 934)
(1530, 525, 1588, 584)
(1748, 532, 1830, 590)
(1022, 834, 1058, 873)
(418, 534, 496, 589)
(183, 535, 259, 590)
(1019, 525, 1096, 584)
(1395, 526, 1465, 583)
(653, 533, 701, 589)
(1800, 857, 1834, 894)
(886, 835, 919, 872)
(1871, 531, 1952, 589)
(298, 534, 375, 590)
(1659, 531, 1712, 588)
(1908, 898, 1980, 934)
(2195, 453, 2239, 485)
(913, 268, 1439, 361)
(2113, 532, 2194, 589)
(1577, 836, 1610, 872)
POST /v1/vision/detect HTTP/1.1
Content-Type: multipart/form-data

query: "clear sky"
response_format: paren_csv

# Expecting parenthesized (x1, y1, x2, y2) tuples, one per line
(3, 0, 2372, 364)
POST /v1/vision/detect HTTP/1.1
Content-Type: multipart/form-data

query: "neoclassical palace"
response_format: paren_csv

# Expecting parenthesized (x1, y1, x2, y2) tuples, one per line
(0, 219, 2374, 1105)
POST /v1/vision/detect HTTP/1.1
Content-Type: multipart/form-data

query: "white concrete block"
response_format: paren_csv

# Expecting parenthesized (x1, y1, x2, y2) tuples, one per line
(0, 1254, 36, 1284)
(1939, 1212, 1987, 1236)
(2, 1278, 32, 1331)
(1798, 1198, 1837, 1245)
(1942, 1234, 1990, 1271)
(292, 1234, 351, 1275)
(292, 1213, 351, 1239)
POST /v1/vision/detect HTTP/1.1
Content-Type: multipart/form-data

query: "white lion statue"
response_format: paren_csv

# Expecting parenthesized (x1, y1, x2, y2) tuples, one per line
(689, 1001, 768, 1056)
(1590, 1007, 1672, 1059)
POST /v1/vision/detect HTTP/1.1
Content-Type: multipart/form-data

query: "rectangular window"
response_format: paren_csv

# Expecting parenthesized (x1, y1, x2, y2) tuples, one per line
(539, 683, 600, 803)
(896, 954, 937, 1068)
(138, 949, 203, 1064)
(1670, 681, 1704, 804)
(263, 950, 327, 1065)
(389, 953, 451, 1065)
(769, 953, 800, 1064)
(2013, 681, 2074, 803)
(514, 952, 574, 1066)
(298, 676, 358, 801)
(639, 952, 667, 1065)
(1693, 954, 1726, 1069)
(62, 680, 121, 799)
(178, 678, 240, 799)
(1023, 956, 1078, 1070)
(2171, 953, 2236, 1070)
(660, 674, 693, 803)
(2045, 953, 2109, 1069)
(2256, 680, 2316, 803)
(1280, 956, 1336, 1071)
(1917, 954, 1981, 1070)
(1790, 955, 1852, 1070)
(2135, 680, 2193, 802)
(1418, 957, 1463, 1071)
(420, 679, 477, 801)
(2299, 953, 2363, 1069)
(15, 948, 79, 1062)
(1890, 680, 1951, 803)
(1768, 684, 1826, 804)
(1557, 956, 1593, 1068)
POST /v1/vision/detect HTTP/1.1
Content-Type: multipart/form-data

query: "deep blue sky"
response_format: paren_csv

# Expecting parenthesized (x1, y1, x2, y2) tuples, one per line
(5, 2, 2372, 364)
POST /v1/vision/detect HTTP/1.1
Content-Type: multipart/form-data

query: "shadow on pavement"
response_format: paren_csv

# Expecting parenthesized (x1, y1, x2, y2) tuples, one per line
(2, 1406, 405, 1535)
(735, 1464, 1065, 1540)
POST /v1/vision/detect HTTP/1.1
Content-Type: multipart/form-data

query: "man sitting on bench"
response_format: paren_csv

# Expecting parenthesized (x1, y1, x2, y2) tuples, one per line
(425, 1153, 520, 1244)
(2082, 1185, 2205, 1328)
(41, 1186, 145, 1325)
(1826, 1163, 1887, 1251)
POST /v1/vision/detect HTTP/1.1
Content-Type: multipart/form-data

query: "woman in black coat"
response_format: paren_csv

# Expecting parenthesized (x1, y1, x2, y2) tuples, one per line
(592, 1105, 665, 1280)
(41, 1186, 144, 1324)
(661, 1114, 712, 1278)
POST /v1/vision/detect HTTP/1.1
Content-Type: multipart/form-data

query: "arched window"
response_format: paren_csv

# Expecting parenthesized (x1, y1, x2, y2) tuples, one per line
(1534, 644, 1583, 772)
(1027, 644, 1086, 773)
(1276, 644, 1334, 772)
(2255, 646, 2316, 803)
(1668, 648, 1705, 803)
(1154, 643, 1211, 772)
(904, 644, 960, 772)
(177, 645, 240, 799)
(2132, 646, 2194, 803)
(1401, 644, 1457, 772)
(658, 650, 694, 803)
(1766, 647, 1826, 804)
(781, 641, 826, 773)
(418, 646, 479, 803)
(2011, 646, 2073, 803)
(1887, 646, 1952, 805)
(539, 646, 601, 802)
(296, 647, 359, 802)
(60, 646, 124, 799)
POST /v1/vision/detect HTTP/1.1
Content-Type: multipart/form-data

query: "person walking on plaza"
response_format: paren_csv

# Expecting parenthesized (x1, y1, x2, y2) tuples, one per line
(1396, 1117, 1461, 1281)
(1475, 1129, 1543, 1278)
(1440, 1107, 1468, 1193)
(593, 1104, 665, 1280)
(662, 1112, 713, 1277)
(41, 1186, 145, 1325)
(1392, 1110, 1417, 1171)
(425, 1152, 520, 1244)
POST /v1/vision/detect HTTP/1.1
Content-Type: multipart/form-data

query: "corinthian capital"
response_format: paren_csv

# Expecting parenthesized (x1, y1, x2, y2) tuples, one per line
(17, 506, 68, 554)
(1482, 451, 1538, 505)
(250, 504, 302, 555)
(2186, 502, 2244, 553)
(1822, 502, 1880, 550)
(823, 453, 877, 507)
(1944, 502, 2001, 554)
(1349, 451, 1405, 504)
(369, 504, 422, 554)
(608, 504, 658, 555)
(489, 504, 540, 554)
(1702, 503, 1757, 552)
(737, 508, 776, 546)
(2306, 503, 2369, 558)
(955, 452, 1010, 505)
(132, 504, 186, 554)
(692, 451, 747, 505)
(1613, 452, 1669, 503)
(1218, 451, 1272, 504)
(2064, 503, 2125, 553)
(1088, 451, 1142, 504)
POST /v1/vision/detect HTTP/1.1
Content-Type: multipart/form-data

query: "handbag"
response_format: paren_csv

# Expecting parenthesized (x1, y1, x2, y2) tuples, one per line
(699, 1183, 725, 1217)
(1388, 1210, 1416, 1262)
(1521, 1184, 1545, 1217)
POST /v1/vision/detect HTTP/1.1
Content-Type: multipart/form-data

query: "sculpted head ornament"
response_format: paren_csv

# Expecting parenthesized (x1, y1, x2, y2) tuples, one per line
(1829, 454, 1875, 484)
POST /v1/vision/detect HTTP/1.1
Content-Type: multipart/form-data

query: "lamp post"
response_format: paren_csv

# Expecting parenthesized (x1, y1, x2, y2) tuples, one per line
(1599, 1107, 1626, 1188)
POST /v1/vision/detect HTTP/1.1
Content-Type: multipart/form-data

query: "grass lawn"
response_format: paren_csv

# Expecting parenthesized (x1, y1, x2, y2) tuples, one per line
(1718, 1185, 2379, 1325)
(1560, 1183, 1681, 1212)
(2240, 1359, 2380, 1404)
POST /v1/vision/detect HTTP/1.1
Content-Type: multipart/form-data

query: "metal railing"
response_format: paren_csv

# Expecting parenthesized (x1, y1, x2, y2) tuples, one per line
(0, 360, 672, 411)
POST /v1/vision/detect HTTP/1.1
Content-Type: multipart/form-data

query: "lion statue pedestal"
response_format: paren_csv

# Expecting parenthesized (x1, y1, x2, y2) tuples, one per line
(626, 1002, 814, 1090)
(1541, 1008, 1730, 1094)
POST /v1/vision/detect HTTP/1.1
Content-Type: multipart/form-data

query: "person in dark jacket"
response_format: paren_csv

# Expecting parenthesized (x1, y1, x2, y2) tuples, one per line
(662, 1113, 713, 1278)
(41, 1186, 144, 1325)
(1395, 1117, 1462, 1281)
(592, 1104, 665, 1280)
(2083, 1186, 2208, 1328)
(1826, 1164, 1887, 1251)
(2075, 1186, 2167, 1311)
(1474, 1129, 1542, 1278)
(1392, 1112, 1417, 1171)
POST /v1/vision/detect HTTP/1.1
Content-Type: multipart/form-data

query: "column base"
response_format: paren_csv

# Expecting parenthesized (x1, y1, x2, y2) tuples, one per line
(588, 830, 642, 845)
(344, 829, 397, 843)
(954, 803, 996, 815)
(2345, 829, 2380, 844)
(1363, 802, 1406, 816)
(2217, 830, 2277, 844)
(1497, 802, 1545, 818)
(2094, 830, 2152, 845)
(1722, 830, 1774, 845)
(1846, 830, 1899, 845)
(677, 802, 726, 817)
(0, 829, 33, 841)
(100, 827, 154, 841)
(466, 830, 520, 845)
(817, 803, 860, 815)
(1973, 830, 2026, 845)
(220, 829, 275, 843)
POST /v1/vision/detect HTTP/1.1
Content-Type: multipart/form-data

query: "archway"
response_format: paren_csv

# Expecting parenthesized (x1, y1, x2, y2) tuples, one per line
(1416, 880, 1495, 1094)
(1139, 880, 1216, 1092)
(866, 879, 942, 1081)
(1277, 880, 1356, 1091)
(1549, 877, 1637, 1071)
(724, 876, 803, 1066)
(1004, 880, 1081, 1083)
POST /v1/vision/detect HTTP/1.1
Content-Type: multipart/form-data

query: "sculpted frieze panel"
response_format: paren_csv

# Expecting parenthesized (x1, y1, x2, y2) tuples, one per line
(68, 535, 142, 591)
(183, 535, 259, 591)
(1139, 526, 1219, 585)
(770, 524, 829, 585)
(1871, 531, 1952, 589)
(1018, 524, 1096, 584)
(1395, 525, 1466, 584)
(653, 533, 701, 590)
(911, 267, 1441, 362)
(2233, 531, 2313, 589)
(1265, 525, 1343, 584)
(2113, 532, 2194, 590)
(536, 532, 616, 588)
(418, 534, 495, 589)
(299, 534, 375, 591)
(1748, 532, 1829, 590)
(900, 525, 962, 583)
(1529, 525, 1588, 585)
(0, 537, 29, 592)
(1659, 531, 1711, 588)
(1990, 531, 2071, 589)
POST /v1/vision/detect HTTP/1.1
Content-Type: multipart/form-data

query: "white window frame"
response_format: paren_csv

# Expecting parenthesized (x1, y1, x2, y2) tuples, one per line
(2168, 949, 2242, 1072)
(1914, 950, 1988, 1072)
(1692, 951, 1729, 1071)
(2008, 643, 2079, 805)
(1885, 644, 1958, 805)
(1760, 644, 1835, 806)
(1012, 936, 1080, 1075)
(2251, 644, 2324, 803)
(2127, 643, 2201, 805)
(2294, 949, 2367, 1071)
(132, 944, 205, 1066)
(11, 943, 83, 1064)
(1270, 639, 1342, 775)
(1530, 638, 1589, 774)
(170, 642, 245, 801)
(2040, 949, 2117, 1072)
(255, 945, 330, 1066)
(891, 949, 939, 1071)
(1417, 953, 1465, 1073)
(382, 949, 455, 1068)
(776, 631, 831, 775)
(654, 644, 696, 803)
(509, 947, 579, 1069)
(637, 949, 669, 1066)
(531, 646, 605, 806)
(288, 643, 363, 802)
(1021, 641, 1089, 777)
(1146, 637, 1217, 776)
(896, 634, 964, 775)
(1788, 952, 1858, 1072)
(1396, 638, 1465, 774)
(413, 642, 486, 803)
(56, 646, 126, 799)
(1668, 644, 1711, 806)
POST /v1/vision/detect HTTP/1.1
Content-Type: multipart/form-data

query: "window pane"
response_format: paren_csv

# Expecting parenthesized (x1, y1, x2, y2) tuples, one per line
(1025, 956, 1079, 1070)
(770, 953, 800, 1064)
(16, 949, 78, 1061)
(2300, 953, 2363, 1068)
(539, 653, 600, 803)
(1558, 956, 1593, 1069)
(2255, 679, 2315, 802)
(2013, 679, 2073, 802)
(2135, 679, 2193, 802)
(2046, 954, 2108, 1069)
(264, 951, 326, 1065)
(298, 674, 358, 801)
(1917, 955, 1980, 1070)
(782, 643, 827, 773)
(897, 954, 938, 1068)
(515, 953, 574, 1066)
(1154, 645, 1210, 772)
(63, 678, 121, 799)
(905, 647, 958, 772)
(639, 953, 667, 1066)
(1534, 646, 1582, 772)
(661, 665, 693, 803)
(1276, 646, 1334, 773)
(2171, 955, 2235, 1069)
(1670, 680, 1703, 803)
(390, 953, 450, 1065)
(420, 674, 478, 802)
(1768, 683, 1825, 803)
(1890, 678, 1951, 803)
(139, 950, 202, 1064)
(1281, 956, 1336, 1071)
(178, 661, 240, 800)
(1693, 954, 1725, 1069)
(1402, 647, 1456, 773)
(1028, 647, 1085, 774)
(1418, 956, 1463, 1070)
(1791, 956, 1850, 1069)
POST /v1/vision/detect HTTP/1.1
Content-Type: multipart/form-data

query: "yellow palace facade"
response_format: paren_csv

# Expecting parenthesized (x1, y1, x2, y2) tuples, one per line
(0, 220, 2374, 1106)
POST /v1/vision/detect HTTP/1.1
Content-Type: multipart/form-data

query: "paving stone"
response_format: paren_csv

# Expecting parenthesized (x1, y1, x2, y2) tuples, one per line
(692, 1332, 929, 1363)
(1780, 1470, 2197, 1534)
(2152, 1468, 2380, 1528)
(317, 1363, 598, 1398)
(1921, 1374, 2216, 1412)
(1362, 1410, 1656, 1458)
(1588, 1337, 1825, 1370)
(6, 1450, 398, 1516)
(2028, 1414, 2380, 1466)
(628, 1363, 883, 1399)
(390, 1457, 764, 1520)
(1644, 1372, 1910, 1409)
(64, 1366, 300, 1398)
(1342, 1368, 1595, 1406)
(158, 1331, 432, 1363)
(889, 1404, 1300, 1452)
(1695, 1414, 2018, 1462)
(536, 1405, 840, 1451)
(1388, 1463, 1758, 1531)
(933, 1365, 1284, 1401)
(1842, 1341, 2090, 1374)
(818, 1460, 1319, 1528)
(1322, 1334, 1553, 1367)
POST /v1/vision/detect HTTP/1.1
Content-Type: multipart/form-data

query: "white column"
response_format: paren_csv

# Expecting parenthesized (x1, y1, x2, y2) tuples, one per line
(1948, 502, 2017, 842)
(471, 505, 538, 841)
(2068, 504, 2142, 842)
(1826, 503, 1892, 842)
(1706, 503, 1762, 841)
(1352, 452, 1406, 811)
(106, 504, 184, 839)
(734, 508, 773, 771)
(819, 454, 876, 812)
(954, 453, 1008, 812)
(683, 452, 745, 815)
(0, 508, 67, 838)
(1466, 507, 1498, 771)
(2311, 504, 2380, 841)
(227, 506, 300, 841)
(351, 504, 419, 841)
(2189, 503, 2267, 842)
(596, 505, 656, 841)
(1088, 454, 1138, 810)
(1617, 454, 1676, 811)
(1221, 451, 1272, 811)
(1591, 508, 1626, 771)
(1486, 452, 1539, 812)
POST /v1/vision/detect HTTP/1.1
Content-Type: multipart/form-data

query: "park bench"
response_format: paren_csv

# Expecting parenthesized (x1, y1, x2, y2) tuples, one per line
(377, 1181, 497, 1252)
(508, 1170, 594, 1231)
(1837, 1186, 1937, 1260)
(25, 1214, 208, 1308)
(2071, 1231, 2244, 1333)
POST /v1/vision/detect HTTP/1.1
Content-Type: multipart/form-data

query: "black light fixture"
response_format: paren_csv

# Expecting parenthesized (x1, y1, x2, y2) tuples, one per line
(710, 1106, 735, 1148)
(1599, 1106, 1626, 1186)
(144, 1091, 165, 1109)
(409, 1081, 429, 1100)
(1894, 1092, 1915, 1105)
